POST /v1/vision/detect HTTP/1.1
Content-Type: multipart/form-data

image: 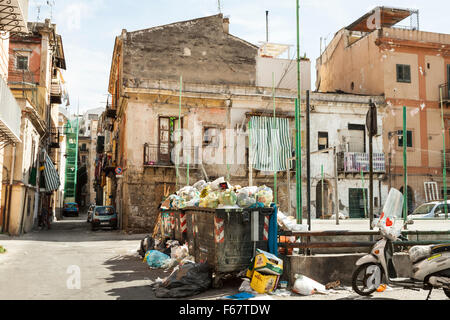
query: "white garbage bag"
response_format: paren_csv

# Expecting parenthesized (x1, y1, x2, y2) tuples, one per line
(292, 274, 327, 296)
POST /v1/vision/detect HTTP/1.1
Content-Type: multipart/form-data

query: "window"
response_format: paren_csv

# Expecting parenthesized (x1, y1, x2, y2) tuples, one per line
(398, 130, 413, 148)
(203, 127, 220, 147)
(318, 132, 328, 151)
(81, 155, 86, 163)
(396, 64, 411, 83)
(16, 55, 28, 70)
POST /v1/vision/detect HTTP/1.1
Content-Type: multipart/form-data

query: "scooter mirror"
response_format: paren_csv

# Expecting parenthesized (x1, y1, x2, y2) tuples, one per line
(406, 216, 414, 225)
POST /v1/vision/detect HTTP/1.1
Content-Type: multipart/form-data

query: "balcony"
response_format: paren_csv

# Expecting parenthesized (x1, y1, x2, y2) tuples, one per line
(440, 83, 450, 104)
(337, 152, 386, 174)
(0, 0, 29, 33)
(0, 76, 21, 147)
(48, 126, 61, 149)
(50, 79, 63, 104)
(144, 143, 200, 168)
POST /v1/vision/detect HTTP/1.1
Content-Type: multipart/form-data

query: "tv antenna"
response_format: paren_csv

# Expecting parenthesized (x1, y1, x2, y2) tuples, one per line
(47, 0, 55, 20)
(217, 0, 222, 13)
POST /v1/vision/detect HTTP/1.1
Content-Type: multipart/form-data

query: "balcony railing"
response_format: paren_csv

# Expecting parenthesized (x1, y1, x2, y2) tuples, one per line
(0, 76, 22, 146)
(50, 79, 62, 104)
(144, 143, 200, 168)
(49, 126, 61, 149)
(440, 83, 450, 103)
(338, 152, 386, 173)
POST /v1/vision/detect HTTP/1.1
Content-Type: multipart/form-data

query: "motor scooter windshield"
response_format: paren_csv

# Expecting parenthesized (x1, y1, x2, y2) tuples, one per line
(373, 188, 404, 234)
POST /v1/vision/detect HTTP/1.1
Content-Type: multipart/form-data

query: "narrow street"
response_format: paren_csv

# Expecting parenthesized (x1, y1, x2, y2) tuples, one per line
(0, 211, 238, 300)
(0, 210, 447, 301)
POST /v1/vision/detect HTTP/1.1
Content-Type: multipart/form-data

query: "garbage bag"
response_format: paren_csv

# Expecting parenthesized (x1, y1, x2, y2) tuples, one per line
(237, 192, 256, 208)
(199, 191, 219, 208)
(210, 177, 225, 191)
(178, 186, 200, 202)
(145, 250, 170, 268)
(256, 186, 273, 207)
(292, 274, 327, 296)
(171, 243, 190, 262)
(193, 180, 207, 192)
(138, 235, 155, 258)
(170, 195, 186, 209)
(218, 190, 237, 206)
(153, 262, 211, 298)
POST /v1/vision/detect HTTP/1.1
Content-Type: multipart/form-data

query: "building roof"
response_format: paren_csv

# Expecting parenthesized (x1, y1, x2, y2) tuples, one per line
(346, 6, 416, 32)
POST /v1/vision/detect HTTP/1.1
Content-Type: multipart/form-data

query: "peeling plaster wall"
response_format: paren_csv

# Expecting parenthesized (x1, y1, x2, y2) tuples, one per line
(122, 14, 258, 87)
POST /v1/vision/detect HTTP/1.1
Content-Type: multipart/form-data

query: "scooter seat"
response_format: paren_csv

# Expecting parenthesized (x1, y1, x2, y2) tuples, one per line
(430, 243, 450, 255)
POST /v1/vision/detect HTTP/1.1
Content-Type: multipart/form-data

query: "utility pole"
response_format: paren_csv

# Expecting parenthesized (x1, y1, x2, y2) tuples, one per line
(366, 100, 377, 229)
(295, 0, 303, 225)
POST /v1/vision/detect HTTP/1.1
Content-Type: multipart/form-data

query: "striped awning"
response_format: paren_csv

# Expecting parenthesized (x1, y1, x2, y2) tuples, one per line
(249, 116, 292, 172)
(44, 154, 61, 192)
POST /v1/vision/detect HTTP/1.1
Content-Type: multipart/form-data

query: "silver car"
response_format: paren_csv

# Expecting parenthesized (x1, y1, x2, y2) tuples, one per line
(409, 201, 450, 218)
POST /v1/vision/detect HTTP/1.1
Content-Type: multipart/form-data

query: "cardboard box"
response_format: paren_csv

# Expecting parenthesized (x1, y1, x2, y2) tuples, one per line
(253, 249, 283, 275)
(250, 270, 279, 294)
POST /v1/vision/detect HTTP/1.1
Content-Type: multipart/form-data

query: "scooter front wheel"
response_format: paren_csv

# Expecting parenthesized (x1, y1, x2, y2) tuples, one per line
(352, 263, 382, 296)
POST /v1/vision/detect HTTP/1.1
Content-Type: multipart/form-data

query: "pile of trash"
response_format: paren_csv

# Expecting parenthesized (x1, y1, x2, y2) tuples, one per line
(244, 249, 284, 294)
(277, 210, 307, 232)
(138, 236, 194, 270)
(160, 177, 274, 210)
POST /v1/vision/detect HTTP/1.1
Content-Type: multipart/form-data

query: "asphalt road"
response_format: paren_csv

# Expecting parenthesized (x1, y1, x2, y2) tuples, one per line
(0, 212, 447, 301)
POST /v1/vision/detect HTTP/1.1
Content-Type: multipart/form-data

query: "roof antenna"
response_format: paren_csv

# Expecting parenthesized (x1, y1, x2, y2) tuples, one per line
(217, 0, 222, 13)
(266, 10, 269, 42)
(47, 0, 55, 21)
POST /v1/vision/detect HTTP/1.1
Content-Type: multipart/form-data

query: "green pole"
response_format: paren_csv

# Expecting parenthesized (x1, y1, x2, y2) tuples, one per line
(272, 72, 277, 205)
(177, 76, 182, 189)
(296, 0, 303, 225)
(361, 169, 367, 218)
(440, 87, 448, 219)
(403, 106, 408, 224)
(321, 165, 324, 217)
(295, 99, 301, 224)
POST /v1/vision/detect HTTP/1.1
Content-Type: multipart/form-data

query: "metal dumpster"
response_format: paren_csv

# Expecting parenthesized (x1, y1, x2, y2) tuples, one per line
(182, 206, 274, 287)
(159, 209, 188, 243)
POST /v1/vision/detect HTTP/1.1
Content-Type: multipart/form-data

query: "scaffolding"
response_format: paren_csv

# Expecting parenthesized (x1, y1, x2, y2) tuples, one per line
(63, 118, 79, 203)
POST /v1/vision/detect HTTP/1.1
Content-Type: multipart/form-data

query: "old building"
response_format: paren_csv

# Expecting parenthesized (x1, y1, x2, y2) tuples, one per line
(2, 18, 67, 235)
(0, 0, 29, 234)
(316, 7, 450, 211)
(308, 93, 387, 219)
(99, 14, 311, 232)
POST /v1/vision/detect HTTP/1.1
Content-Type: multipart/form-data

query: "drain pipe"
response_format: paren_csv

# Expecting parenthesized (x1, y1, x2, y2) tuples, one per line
(5, 145, 16, 234)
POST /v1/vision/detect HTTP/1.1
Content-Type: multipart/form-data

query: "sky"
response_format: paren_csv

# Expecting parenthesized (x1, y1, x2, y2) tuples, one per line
(29, 0, 450, 114)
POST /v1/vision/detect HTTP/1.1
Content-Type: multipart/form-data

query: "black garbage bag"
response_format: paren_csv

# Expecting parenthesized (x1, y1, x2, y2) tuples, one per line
(153, 262, 211, 298)
(138, 235, 155, 258)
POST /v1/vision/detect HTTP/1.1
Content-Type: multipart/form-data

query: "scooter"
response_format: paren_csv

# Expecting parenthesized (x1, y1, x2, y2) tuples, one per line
(352, 190, 450, 299)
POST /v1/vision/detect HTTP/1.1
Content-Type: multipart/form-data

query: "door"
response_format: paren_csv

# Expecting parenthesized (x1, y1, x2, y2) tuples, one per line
(349, 188, 368, 218)
(348, 124, 366, 153)
(447, 64, 450, 98)
(158, 117, 182, 164)
(316, 181, 329, 218)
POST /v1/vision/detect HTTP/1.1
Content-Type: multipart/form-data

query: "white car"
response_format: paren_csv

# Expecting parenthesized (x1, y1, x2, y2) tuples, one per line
(409, 201, 450, 219)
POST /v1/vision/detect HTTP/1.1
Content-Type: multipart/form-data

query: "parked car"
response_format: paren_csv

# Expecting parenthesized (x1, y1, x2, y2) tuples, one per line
(63, 202, 79, 217)
(409, 200, 450, 218)
(91, 206, 118, 231)
(86, 204, 96, 222)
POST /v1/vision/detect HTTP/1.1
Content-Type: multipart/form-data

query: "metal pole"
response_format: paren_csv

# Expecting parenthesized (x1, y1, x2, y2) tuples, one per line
(369, 118, 374, 229)
(361, 169, 368, 219)
(440, 87, 448, 219)
(177, 76, 182, 189)
(248, 119, 253, 187)
(403, 106, 408, 225)
(266, 10, 269, 43)
(287, 157, 291, 217)
(272, 72, 277, 205)
(321, 164, 324, 218)
(296, 0, 303, 225)
(306, 90, 311, 223)
(334, 147, 339, 225)
(295, 99, 301, 224)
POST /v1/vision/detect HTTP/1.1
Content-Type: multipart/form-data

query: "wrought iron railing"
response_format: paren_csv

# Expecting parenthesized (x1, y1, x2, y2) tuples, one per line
(337, 152, 386, 173)
(440, 83, 450, 102)
(144, 143, 200, 168)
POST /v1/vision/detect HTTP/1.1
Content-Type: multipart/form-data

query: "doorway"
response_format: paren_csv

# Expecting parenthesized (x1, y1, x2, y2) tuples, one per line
(316, 180, 329, 218)
(349, 188, 368, 218)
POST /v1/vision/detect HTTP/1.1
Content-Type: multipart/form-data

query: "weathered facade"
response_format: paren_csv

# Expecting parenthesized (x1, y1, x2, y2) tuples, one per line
(316, 7, 450, 210)
(2, 19, 67, 235)
(100, 14, 311, 232)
